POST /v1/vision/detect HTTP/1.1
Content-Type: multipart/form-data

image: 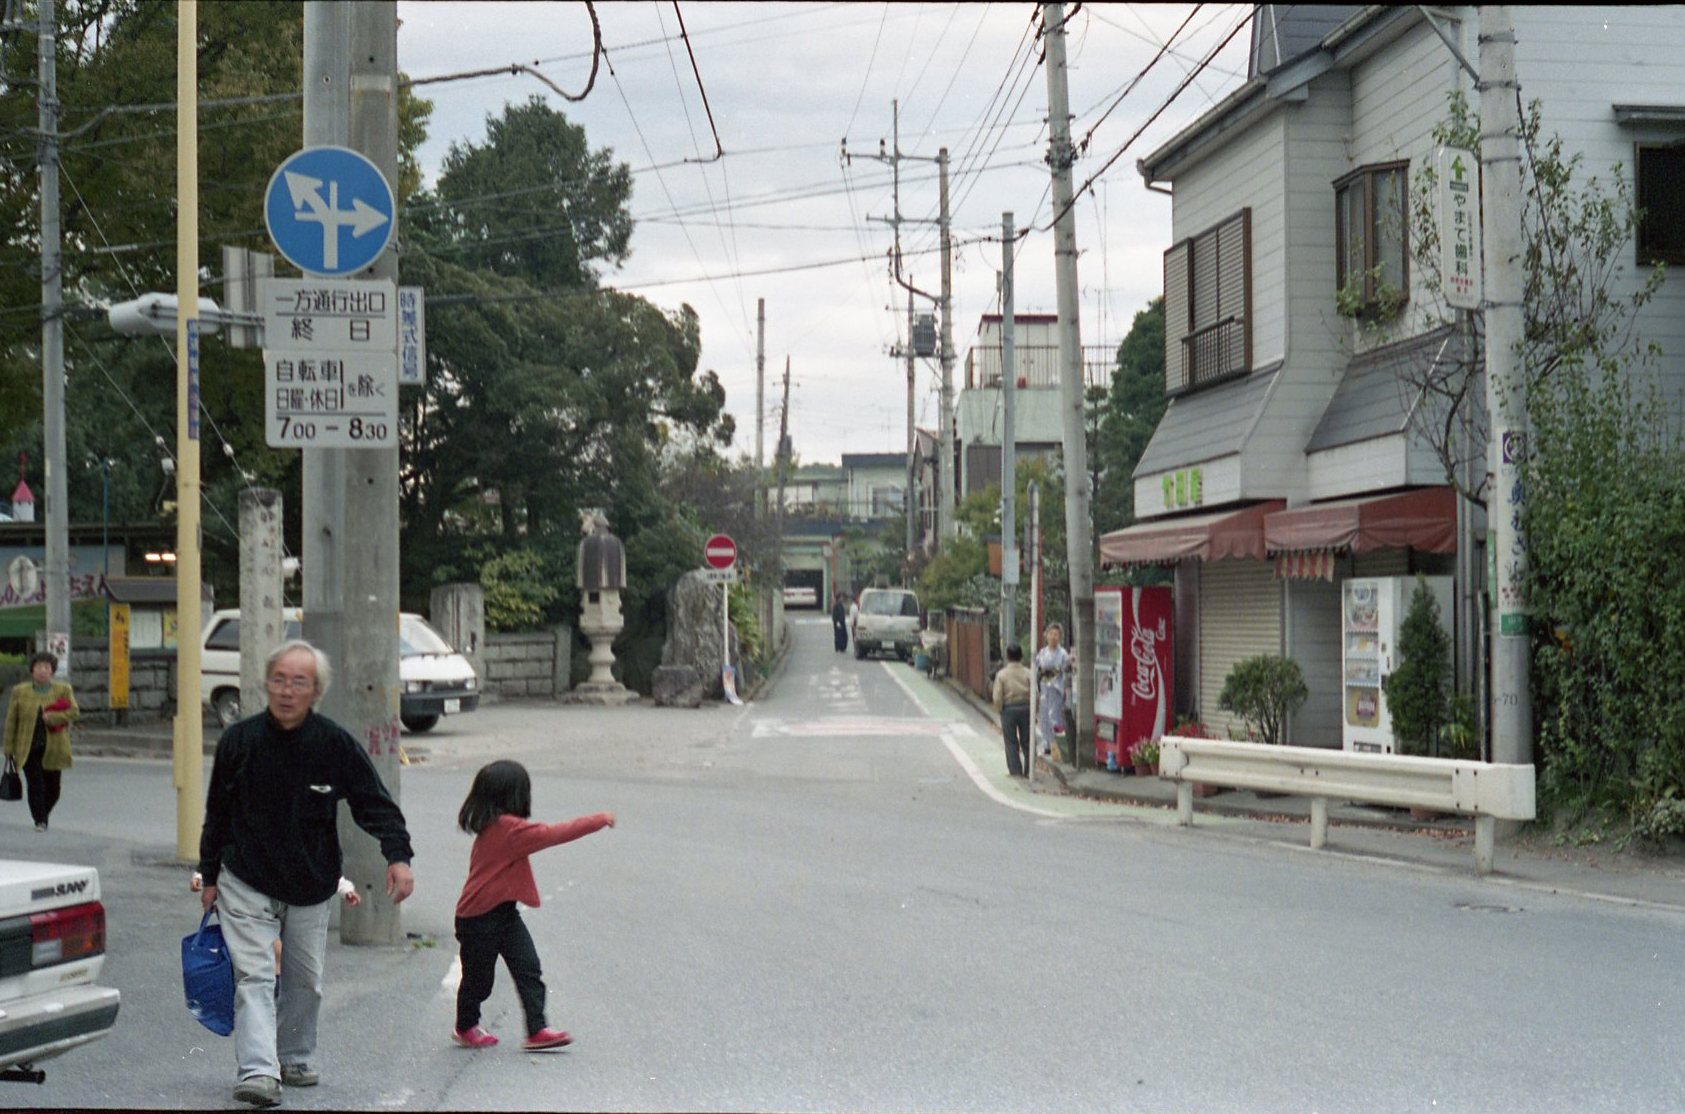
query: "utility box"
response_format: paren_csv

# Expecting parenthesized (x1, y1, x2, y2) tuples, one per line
(912, 313, 937, 357)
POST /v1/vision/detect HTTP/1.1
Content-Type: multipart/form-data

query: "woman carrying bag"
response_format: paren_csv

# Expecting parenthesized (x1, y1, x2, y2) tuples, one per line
(3, 652, 79, 832)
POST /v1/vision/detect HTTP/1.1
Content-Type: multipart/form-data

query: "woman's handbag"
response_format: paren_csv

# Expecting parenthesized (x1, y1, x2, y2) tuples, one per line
(182, 906, 235, 1036)
(0, 758, 20, 802)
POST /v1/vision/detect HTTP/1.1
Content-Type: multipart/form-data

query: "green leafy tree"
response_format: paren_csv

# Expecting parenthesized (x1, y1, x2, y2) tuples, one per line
(1091, 297, 1167, 534)
(1218, 655, 1308, 746)
(415, 97, 631, 291)
(1382, 576, 1452, 757)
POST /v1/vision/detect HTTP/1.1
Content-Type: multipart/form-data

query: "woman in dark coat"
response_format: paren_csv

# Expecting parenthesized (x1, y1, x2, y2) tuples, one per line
(831, 593, 849, 653)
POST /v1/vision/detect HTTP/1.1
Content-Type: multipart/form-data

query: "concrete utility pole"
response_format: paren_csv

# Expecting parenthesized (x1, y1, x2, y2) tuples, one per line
(905, 284, 917, 557)
(1043, 1, 1096, 767)
(1000, 212, 1019, 653)
(773, 358, 792, 584)
(855, 100, 946, 556)
(172, 0, 204, 860)
(755, 297, 766, 520)
(302, 0, 404, 944)
(37, 0, 69, 677)
(937, 148, 955, 542)
(238, 489, 283, 730)
(1478, 5, 1531, 770)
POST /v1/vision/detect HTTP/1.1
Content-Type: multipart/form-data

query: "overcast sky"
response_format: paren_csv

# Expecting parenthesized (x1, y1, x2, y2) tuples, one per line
(394, 2, 1255, 466)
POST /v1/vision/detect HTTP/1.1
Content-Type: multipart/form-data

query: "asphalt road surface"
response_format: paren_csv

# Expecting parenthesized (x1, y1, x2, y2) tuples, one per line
(2, 614, 1682, 1111)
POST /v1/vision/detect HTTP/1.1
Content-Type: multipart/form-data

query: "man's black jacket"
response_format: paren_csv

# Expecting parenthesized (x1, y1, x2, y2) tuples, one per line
(198, 709, 413, 906)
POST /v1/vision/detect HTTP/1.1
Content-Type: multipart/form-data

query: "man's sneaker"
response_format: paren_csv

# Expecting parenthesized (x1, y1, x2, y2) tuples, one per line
(280, 1063, 318, 1087)
(451, 1026, 499, 1048)
(233, 1075, 282, 1108)
(523, 1028, 573, 1051)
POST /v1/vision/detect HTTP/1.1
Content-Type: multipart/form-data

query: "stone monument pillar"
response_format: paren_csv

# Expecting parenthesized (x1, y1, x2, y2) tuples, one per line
(564, 510, 636, 705)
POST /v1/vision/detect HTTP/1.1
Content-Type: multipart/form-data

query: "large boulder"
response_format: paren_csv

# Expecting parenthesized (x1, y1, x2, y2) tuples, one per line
(651, 664, 702, 708)
(658, 570, 743, 704)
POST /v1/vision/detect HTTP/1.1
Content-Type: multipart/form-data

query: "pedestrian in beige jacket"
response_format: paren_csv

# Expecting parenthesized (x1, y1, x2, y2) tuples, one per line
(2, 652, 79, 831)
(991, 644, 1033, 778)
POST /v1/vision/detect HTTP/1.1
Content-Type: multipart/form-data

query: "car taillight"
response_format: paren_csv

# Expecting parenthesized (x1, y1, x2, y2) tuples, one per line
(29, 902, 104, 968)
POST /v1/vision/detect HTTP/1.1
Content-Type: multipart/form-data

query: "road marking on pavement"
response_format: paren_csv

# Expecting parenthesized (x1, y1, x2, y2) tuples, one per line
(752, 717, 950, 738)
(938, 726, 1065, 819)
(439, 955, 461, 997)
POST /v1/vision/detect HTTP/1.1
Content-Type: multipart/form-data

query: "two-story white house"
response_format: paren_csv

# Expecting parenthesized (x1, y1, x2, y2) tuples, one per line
(1100, 5, 1685, 746)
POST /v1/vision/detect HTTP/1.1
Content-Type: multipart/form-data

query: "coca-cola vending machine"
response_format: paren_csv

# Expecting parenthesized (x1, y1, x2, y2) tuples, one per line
(1093, 586, 1173, 770)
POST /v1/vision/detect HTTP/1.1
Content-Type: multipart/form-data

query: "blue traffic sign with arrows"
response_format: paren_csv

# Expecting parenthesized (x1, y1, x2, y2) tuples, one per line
(264, 146, 395, 277)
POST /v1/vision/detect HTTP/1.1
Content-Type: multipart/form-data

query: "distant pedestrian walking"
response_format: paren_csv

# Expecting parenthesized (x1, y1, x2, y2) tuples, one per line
(992, 644, 1033, 777)
(1035, 624, 1071, 757)
(831, 593, 849, 653)
(451, 760, 614, 1052)
(3, 652, 79, 832)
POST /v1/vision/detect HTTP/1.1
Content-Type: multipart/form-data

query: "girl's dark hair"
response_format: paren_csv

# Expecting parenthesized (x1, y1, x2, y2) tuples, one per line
(457, 760, 532, 834)
(29, 652, 56, 672)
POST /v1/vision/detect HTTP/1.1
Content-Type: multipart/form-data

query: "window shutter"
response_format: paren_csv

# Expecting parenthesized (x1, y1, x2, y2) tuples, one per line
(1163, 240, 1190, 393)
(1191, 232, 1219, 330)
(1217, 210, 1248, 325)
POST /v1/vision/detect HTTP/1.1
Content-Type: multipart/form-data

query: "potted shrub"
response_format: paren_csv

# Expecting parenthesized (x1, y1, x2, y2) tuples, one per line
(1382, 576, 1455, 819)
(1133, 738, 1160, 778)
(1218, 655, 1308, 798)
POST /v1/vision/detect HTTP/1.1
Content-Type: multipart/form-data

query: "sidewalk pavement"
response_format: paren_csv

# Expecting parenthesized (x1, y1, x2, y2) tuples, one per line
(939, 671, 1685, 912)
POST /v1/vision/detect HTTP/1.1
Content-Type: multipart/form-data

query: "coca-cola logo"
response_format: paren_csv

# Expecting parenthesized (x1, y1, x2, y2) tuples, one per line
(1130, 619, 1167, 702)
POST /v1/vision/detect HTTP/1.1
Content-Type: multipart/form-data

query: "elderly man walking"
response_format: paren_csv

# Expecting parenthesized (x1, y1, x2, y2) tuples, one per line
(197, 640, 415, 1108)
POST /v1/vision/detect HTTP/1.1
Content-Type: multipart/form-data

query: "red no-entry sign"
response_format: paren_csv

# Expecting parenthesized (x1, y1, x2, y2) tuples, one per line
(703, 534, 737, 570)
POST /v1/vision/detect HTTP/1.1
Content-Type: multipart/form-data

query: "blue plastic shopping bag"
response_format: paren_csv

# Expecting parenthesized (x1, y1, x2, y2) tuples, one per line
(182, 906, 234, 1036)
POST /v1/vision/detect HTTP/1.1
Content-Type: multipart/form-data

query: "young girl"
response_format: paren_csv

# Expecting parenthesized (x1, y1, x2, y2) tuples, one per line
(451, 760, 614, 1051)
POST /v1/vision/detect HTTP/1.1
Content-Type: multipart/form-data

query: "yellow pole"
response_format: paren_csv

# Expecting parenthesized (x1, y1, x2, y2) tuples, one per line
(174, 0, 203, 862)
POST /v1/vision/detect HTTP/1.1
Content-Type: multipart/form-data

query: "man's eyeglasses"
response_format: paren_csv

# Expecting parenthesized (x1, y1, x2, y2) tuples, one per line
(266, 676, 315, 693)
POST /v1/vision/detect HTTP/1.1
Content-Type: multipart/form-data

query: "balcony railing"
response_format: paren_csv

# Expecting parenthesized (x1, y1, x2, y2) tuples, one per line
(1180, 316, 1247, 390)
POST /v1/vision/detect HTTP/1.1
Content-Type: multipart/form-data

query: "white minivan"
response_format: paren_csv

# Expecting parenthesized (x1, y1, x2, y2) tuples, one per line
(201, 609, 479, 733)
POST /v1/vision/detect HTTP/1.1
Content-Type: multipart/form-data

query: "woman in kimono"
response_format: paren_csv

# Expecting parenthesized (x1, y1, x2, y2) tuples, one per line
(1034, 624, 1071, 756)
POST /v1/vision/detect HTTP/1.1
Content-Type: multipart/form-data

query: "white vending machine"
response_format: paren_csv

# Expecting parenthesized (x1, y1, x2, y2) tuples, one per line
(1341, 575, 1454, 753)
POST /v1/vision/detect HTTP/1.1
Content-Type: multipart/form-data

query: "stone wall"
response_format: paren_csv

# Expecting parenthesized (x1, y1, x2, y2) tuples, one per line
(482, 625, 571, 699)
(66, 647, 177, 720)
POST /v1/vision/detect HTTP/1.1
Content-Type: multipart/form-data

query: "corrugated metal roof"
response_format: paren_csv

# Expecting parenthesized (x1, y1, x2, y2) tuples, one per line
(841, 453, 905, 468)
(1134, 363, 1280, 477)
(1306, 326, 1458, 453)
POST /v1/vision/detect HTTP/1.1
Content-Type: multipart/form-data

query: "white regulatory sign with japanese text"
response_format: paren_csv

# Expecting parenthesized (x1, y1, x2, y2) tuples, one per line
(264, 349, 398, 448)
(261, 277, 397, 351)
(398, 285, 426, 385)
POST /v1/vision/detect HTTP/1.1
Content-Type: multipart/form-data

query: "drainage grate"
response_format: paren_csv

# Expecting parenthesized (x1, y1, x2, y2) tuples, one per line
(1454, 901, 1523, 914)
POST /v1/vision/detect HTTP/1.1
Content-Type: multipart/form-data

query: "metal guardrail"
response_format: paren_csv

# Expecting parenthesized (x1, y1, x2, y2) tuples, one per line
(1157, 737, 1536, 873)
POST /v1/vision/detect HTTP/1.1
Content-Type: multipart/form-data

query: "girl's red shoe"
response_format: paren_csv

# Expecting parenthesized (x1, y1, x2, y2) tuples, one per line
(522, 1028, 572, 1051)
(451, 1026, 499, 1048)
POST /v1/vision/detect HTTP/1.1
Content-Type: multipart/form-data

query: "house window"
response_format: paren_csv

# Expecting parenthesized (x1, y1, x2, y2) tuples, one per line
(1636, 144, 1685, 265)
(1334, 162, 1409, 312)
(1162, 208, 1251, 395)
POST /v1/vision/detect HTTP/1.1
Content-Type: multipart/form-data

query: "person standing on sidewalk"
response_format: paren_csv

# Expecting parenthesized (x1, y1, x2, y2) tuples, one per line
(1035, 624, 1072, 758)
(992, 644, 1033, 777)
(196, 640, 415, 1109)
(450, 760, 614, 1051)
(2, 652, 79, 832)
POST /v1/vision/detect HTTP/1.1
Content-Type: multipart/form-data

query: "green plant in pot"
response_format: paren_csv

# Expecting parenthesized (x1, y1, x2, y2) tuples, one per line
(1382, 575, 1452, 758)
(1217, 655, 1308, 746)
(1134, 738, 1160, 776)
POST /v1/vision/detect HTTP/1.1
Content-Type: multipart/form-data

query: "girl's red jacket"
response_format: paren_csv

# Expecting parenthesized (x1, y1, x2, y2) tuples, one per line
(455, 812, 611, 919)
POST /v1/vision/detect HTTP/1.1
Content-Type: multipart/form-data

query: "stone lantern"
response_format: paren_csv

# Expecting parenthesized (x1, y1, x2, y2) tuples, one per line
(568, 509, 635, 705)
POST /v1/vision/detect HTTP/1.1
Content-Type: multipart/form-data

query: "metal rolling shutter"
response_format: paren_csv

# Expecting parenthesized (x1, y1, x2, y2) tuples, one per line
(1352, 550, 1410, 577)
(1163, 240, 1190, 393)
(1198, 559, 1283, 740)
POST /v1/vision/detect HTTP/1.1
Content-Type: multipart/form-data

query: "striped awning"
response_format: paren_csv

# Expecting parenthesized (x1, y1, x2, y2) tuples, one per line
(1265, 487, 1457, 556)
(1098, 501, 1285, 566)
